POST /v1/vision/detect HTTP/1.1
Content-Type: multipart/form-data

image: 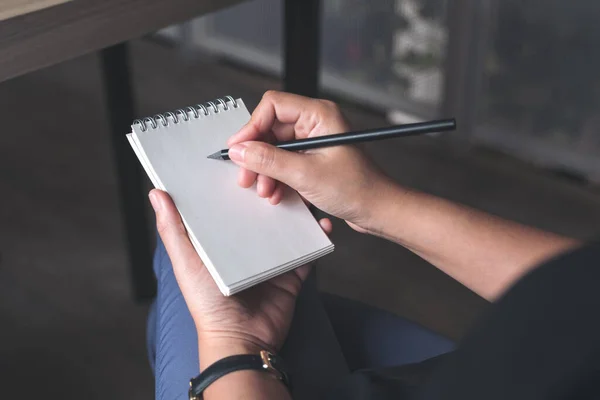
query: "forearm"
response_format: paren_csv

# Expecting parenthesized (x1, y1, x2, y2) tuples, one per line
(199, 340, 291, 400)
(368, 183, 579, 301)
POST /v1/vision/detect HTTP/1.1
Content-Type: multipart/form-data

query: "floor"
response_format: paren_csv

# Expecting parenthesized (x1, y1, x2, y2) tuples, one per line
(1, 39, 600, 398)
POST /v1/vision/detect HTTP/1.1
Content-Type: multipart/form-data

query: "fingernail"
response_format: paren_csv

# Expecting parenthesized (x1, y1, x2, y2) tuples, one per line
(257, 180, 264, 196)
(149, 191, 161, 212)
(228, 144, 247, 162)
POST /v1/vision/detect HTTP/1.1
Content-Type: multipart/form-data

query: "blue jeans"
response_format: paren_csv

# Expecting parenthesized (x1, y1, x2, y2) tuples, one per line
(147, 237, 454, 400)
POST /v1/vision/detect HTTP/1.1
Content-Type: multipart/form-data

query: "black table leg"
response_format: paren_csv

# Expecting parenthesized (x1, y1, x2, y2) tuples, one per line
(100, 43, 156, 301)
(283, 0, 321, 97)
(283, 0, 322, 218)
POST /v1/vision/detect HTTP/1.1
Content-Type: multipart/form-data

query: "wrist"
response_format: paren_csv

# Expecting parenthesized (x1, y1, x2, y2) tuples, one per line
(199, 337, 267, 370)
(358, 179, 415, 238)
(197, 337, 291, 400)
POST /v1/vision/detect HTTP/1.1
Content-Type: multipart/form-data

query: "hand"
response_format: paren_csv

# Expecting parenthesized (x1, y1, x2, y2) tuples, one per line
(148, 189, 333, 369)
(227, 90, 394, 233)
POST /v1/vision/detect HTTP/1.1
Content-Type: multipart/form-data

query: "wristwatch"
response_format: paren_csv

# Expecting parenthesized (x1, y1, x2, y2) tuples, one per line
(189, 350, 291, 399)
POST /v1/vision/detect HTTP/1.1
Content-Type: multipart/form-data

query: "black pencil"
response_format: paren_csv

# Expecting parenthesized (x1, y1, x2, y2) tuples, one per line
(207, 118, 456, 160)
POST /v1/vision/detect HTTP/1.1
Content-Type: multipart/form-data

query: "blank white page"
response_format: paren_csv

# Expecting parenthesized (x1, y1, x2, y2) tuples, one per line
(129, 99, 332, 294)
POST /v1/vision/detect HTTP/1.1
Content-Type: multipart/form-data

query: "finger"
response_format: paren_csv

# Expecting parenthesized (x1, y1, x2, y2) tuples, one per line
(257, 174, 276, 198)
(294, 264, 312, 282)
(238, 168, 258, 188)
(228, 141, 313, 190)
(271, 119, 296, 141)
(149, 190, 207, 290)
(259, 175, 277, 198)
(319, 218, 333, 235)
(228, 122, 277, 146)
(268, 183, 285, 205)
(228, 91, 317, 146)
(227, 122, 260, 146)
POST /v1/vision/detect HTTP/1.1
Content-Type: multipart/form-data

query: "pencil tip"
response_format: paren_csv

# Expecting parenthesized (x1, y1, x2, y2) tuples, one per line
(207, 151, 223, 160)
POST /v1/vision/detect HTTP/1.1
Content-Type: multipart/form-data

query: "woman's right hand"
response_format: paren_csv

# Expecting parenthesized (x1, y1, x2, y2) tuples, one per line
(227, 90, 395, 233)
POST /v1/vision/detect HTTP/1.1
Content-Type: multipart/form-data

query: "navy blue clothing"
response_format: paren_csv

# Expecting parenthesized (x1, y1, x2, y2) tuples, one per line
(147, 236, 453, 399)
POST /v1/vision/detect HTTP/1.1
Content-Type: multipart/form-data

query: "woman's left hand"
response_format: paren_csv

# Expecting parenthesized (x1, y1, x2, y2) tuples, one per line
(149, 189, 332, 368)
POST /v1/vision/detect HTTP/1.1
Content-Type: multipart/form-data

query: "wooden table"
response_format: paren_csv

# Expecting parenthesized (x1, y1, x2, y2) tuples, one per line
(0, 0, 322, 300)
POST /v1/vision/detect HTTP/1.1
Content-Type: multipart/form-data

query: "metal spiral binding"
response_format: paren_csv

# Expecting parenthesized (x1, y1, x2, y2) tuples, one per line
(133, 96, 238, 132)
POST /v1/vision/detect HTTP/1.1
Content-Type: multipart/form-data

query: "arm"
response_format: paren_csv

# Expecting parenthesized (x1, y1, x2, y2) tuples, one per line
(367, 183, 579, 300)
(148, 189, 330, 399)
(227, 91, 580, 302)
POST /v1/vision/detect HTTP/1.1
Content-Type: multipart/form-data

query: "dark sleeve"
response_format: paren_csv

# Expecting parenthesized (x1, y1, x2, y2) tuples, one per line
(414, 242, 600, 400)
(325, 355, 448, 400)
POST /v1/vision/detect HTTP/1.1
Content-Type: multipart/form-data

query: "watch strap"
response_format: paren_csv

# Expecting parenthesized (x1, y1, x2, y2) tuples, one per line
(189, 351, 291, 399)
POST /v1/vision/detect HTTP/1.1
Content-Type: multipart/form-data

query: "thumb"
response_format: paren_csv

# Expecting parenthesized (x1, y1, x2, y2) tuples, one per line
(149, 189, 206, 288)
(228, 141, 310, 189)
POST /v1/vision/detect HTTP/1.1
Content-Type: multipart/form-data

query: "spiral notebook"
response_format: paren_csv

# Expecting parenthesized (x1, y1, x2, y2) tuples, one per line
(126, 97, 334, 296)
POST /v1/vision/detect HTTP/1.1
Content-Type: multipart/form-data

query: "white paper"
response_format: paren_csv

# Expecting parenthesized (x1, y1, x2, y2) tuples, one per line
(127, 99, 333, 295)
